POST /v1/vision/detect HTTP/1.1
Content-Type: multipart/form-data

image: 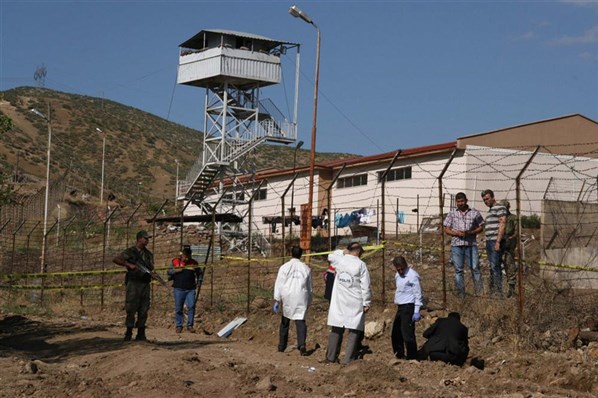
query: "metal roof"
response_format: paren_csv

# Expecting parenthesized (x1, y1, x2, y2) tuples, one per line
(180, 29, 298, 49)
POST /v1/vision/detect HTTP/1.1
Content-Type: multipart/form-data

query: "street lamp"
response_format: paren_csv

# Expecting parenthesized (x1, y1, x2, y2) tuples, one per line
(96, 127, 105, 205)
(289, 140, 304, 241)
(175, 159, 180, 207)
(289, 4, 320, 256)
(30, 105, 52, 273)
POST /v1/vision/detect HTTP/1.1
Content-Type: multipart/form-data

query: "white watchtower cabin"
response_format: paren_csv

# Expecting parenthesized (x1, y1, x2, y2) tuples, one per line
(177, 29, 300, 206)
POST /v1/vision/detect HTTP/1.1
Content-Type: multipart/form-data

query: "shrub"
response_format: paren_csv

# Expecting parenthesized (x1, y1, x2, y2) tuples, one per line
(521, 214, 541, 229)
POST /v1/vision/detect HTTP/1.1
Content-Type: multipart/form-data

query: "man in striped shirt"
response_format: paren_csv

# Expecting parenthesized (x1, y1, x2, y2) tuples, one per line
(481, 189, 507, 297)
(443, 192, 485, 297)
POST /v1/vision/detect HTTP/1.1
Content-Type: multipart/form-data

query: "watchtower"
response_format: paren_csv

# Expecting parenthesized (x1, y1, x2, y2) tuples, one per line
(177, 29, 299, 203)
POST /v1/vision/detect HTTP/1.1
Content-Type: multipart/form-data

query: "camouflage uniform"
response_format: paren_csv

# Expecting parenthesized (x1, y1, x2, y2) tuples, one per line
(120, 246, 154, 329)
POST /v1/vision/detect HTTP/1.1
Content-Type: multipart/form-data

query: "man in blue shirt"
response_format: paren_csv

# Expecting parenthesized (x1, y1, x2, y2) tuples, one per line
(391, 256, 423, 360)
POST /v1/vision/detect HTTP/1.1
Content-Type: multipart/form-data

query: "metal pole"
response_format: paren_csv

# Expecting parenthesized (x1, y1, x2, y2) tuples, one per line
(290, 141, 304, 243)
(327, 164, 346, 250)
(41, 103, 52, 274)
(100, 134, 106, 204)
(282, 174, 298, 259)
(101, 206, 119, 310)
(125, 203, 143, 248)
(516, 146, 540, 331)
(438, 149, 457, 309)
(175, 159, 179, 208)
(289, 11, 321, 258)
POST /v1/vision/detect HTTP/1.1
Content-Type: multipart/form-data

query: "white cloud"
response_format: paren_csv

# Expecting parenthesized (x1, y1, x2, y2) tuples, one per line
(552, 26, 598, 45)
(520, 31, 537, 40)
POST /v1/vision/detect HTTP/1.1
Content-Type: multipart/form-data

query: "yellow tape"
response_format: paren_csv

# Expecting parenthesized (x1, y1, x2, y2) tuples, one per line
(538, 261, 598, 273)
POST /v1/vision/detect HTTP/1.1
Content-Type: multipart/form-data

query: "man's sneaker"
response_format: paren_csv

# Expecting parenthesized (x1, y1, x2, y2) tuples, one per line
(187, 326, 196, 333)
(176, 326, 183, 333)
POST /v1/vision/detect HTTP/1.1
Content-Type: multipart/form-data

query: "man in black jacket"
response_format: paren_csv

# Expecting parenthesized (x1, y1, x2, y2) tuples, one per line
(419, 312, 469, 366)
(168, 247, 203, 333)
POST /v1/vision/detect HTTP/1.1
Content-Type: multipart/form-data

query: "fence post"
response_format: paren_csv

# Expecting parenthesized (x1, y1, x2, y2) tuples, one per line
(25, 221, 41, 271)
(60, 216, 76, 273)
(101, 206, 119, 311)
(148, 200, 168, 303)
(281, 174, 298, 260)
(81, 216, 96, 307)
(438, 149, 457, 309)
(516, 146, 540, 331)
(380, 151, 401, 305)
(125, 204, 143, 248)
(40, 219, 59, 305)
(246, 180, 266, 314)
(10, 220, 26, 273)
(179, 193, 198, 250)
(327, 164, 346, 251)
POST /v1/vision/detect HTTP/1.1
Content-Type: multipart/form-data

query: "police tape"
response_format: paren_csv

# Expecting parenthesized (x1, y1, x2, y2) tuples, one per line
(0, 245, 388, 281)
(0, 283, 124, 290)
(537, 261, 598, 273)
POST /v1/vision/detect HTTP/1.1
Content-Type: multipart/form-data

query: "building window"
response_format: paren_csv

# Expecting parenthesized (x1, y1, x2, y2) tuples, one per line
(254, 188, 267, 201)
(378, 166, 412, 183)
(337, 174, 368, 189)
(223, 191, 245, 202)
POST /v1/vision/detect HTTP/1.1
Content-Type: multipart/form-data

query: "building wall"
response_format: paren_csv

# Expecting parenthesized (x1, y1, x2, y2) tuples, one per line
(458, 115, 598, 157)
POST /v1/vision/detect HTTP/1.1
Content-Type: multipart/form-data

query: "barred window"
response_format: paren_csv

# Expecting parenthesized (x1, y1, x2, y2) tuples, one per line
(223, 191, 245, 201)
(254, 188, 267, 201)
(337, 174, 368, 189)
(378, 166, 412, 183)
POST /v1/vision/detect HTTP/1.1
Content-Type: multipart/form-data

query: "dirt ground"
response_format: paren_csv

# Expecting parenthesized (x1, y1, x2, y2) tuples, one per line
(1, 291, 597, 398)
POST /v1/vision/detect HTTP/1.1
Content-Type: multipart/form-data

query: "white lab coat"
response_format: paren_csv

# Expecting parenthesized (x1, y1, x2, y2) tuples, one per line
(273, 258, 313, 320)
(327, 254, 371, 331)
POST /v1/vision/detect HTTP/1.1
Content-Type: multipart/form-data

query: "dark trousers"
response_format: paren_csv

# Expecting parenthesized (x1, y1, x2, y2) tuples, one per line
(278, 316, 306, 352)
(125, 281, 151, 328)
(391, 303, 417, 359)
(429, 351, 466, 366)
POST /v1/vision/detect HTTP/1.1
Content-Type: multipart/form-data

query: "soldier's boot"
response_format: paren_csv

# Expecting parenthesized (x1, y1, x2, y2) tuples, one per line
(135, 327, 147, 341)
(124, 327, 133, 342)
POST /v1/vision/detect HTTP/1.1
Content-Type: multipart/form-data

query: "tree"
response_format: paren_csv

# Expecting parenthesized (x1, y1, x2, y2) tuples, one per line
(0, 113, 13, 134)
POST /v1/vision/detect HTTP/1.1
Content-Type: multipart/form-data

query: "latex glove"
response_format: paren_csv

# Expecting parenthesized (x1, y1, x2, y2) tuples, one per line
(272, 301, 279, 314)
(412, 312, 421, 322)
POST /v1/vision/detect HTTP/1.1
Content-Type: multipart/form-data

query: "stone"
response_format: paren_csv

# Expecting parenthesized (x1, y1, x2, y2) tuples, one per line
(364, 320, 384, 339)
(256, 376, 276, 391)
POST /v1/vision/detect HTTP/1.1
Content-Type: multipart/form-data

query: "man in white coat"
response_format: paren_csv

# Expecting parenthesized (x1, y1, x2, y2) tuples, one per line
(325, 242, 371, 365)
(273, 246, 313, 355)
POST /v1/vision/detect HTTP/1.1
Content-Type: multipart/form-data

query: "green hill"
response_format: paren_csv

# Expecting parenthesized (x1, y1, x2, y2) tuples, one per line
(0, 87, 355, 207)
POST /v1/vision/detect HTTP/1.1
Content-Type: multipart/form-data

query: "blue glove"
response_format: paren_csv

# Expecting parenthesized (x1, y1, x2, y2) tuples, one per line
(273, 301, 279, 314)
(412, 312, 421, 322)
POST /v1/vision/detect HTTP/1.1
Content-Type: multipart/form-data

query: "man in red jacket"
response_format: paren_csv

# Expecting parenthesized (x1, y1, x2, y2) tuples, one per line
(168, 247, 203, 333)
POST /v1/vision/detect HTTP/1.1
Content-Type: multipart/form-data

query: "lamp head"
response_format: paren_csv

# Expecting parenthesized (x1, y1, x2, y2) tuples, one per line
(296, 140, 304, 149)
(289, 5, 313, 25)
(96, 127, 103, 133)
(30, 108, 46, 120)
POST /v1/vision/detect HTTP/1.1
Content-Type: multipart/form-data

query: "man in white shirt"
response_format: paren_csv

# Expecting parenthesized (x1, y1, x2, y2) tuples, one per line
(391, 256, 423, 360)
(273, 246, 313, 355)
(325, 242, 371, 365)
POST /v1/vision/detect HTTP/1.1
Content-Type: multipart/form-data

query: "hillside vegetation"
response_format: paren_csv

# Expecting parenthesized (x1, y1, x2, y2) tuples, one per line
(0, 87, 355, 206)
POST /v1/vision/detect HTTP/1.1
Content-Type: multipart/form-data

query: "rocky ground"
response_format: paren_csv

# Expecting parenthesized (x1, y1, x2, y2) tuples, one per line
(1, 291, 596, 398)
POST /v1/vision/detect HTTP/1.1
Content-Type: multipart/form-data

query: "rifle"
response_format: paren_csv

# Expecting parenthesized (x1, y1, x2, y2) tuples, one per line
(135, 261, 167, 287)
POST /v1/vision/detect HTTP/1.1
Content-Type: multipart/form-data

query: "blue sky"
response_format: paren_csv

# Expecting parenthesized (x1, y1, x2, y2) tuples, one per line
(1, 1, 597, 156)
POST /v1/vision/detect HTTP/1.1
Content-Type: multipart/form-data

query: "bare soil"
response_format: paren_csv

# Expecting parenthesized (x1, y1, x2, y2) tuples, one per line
(1, 295, 596, 398)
